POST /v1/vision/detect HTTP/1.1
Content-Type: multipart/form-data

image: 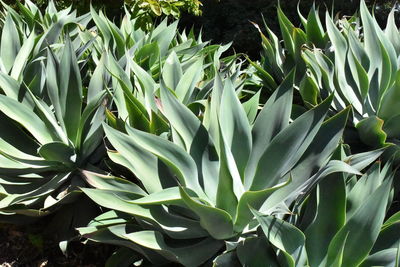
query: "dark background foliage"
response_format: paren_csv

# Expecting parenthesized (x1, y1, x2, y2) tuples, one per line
(3, 0, 398, 59)
(180, 0, 399, 58)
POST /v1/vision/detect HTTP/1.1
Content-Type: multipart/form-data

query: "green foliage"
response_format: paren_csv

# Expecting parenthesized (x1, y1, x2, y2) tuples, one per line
(250, 159, 399, 267)
(127, 0, 202, 18)
(0, 0, 399, 265)
(126, 0, 202, 30)
(76, 68, 375, 265)
(254, 0, 400, 157)
(178, 0, 399, 58)
(4, 0, 203, 30)
(0, 0, 102, 218)
(0, 0, 234, 250)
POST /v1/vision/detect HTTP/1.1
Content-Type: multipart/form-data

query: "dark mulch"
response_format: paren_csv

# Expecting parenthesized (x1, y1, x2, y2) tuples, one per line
(0, 224, 112, 267)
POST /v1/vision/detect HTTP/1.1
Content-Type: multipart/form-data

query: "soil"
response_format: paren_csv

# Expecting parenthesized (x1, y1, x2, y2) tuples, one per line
(0, 224, 113, 267)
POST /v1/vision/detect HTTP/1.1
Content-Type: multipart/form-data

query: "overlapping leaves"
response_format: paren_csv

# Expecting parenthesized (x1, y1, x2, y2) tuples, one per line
(77, 71, 366, 265)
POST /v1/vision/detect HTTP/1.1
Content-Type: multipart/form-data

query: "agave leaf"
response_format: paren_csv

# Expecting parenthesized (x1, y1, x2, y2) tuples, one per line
(81, 188, 153, 218)
(245, 56, 278, 90)
(344, 148, 385, 170)
(0, 112, 38, 155)
(236, 236, 279, 267)
(233, 176, 291, 232)
(347, 49, 369, 101)
(262, 159, 360, 214)
(162, 51, 183, 91)
(122, 230, 223, 267)
(326, 12, 364, 113)
(103, 54, 130, 121)
(79, 225, 168, 265)
(385, 9, 400, 55)
(24, 88, 69, 144)
(306, 4, 325, 48)
(242, 90, 260, 124)
(293, 28, 307, 64)
(1, 14, 21, 73)
(346, 162, 385, 219)
(125, 124, 206, 198)
(179, 187, 234, 240)
(175, 58, 203, 103)
(327, 176, 393, 266)
(253, 209, 306, 266)
(0, 95, 54, 144)
(359, 248, 400, 267)
(24, 0, 40, 15)
(81, 170, 147, 196)
(377, 40, 396, 100)
(0, 173, 70, 208)
(109, 66, 151, 132)
(299, 74, 319, 106)
(105, 247, 142, 267)
(277, 4, 295, 59)
(304, 148, 346, 267)
(202, 74, 224, 150)
(0, 72, 22, 101)
(360, 0, 382, 76)
(128, 187, 188, 206)
(83, 188, 208, 240)
(90, 5, 112, 47)
(103, 124, 164, 193)
(384, 211, 400, 227)
(250, 94, 333, 190)
(213, 251, 242, 266)
(216, 123, 243, 217)
(294, 106, 350, 179)
(356, 116, 387, 147)
(59, 37, 83, 145)
(127, 57, 157, 112)
(0, 155, 51, 174)
(10, 31, 35, 81)
(38, 142, 75, 165)
(88, 53, 109, 103)
(151, 20, 178, 56)
(160, 85, 219, 201)
(76, 90, 106, 155)
(244, 71, 294, 188)
(35, 14, 72, 54)
(371, 213, 400, 254)
(252, 106, 349, 213)
(106, 18, 126, 58)
(219, 79, 251, 178)
(135, 42, 160, 69)
(326, 232, 349, 267)
(379, 70, 400, 124)
(14, 2, 35, 28)
(46, 48, 65, 131)
(84, 210, 129, 229)
(0, 140, 54, 167)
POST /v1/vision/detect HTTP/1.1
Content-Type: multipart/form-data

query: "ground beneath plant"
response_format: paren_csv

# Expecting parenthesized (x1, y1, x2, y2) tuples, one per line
(0, 224, 112, 267)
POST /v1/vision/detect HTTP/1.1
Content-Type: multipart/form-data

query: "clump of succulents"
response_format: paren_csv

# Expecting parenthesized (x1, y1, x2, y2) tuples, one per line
(0, 0, 398, 265)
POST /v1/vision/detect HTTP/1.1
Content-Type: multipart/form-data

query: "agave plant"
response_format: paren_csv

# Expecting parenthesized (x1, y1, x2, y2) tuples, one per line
(86, 5, 234, 72)
(301, 1, 400, 152)
(253, 0, 400, 156)
(0, 0, 92, 58)
(100, 46, 245, 142)
(234, 156, 400, 267)
(75, 69, 375, 265)
(84, 6, 246, 138)
(0, 0, 94, 100)
(0, 30, 107, 223)
(248, 3, 328, 92)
